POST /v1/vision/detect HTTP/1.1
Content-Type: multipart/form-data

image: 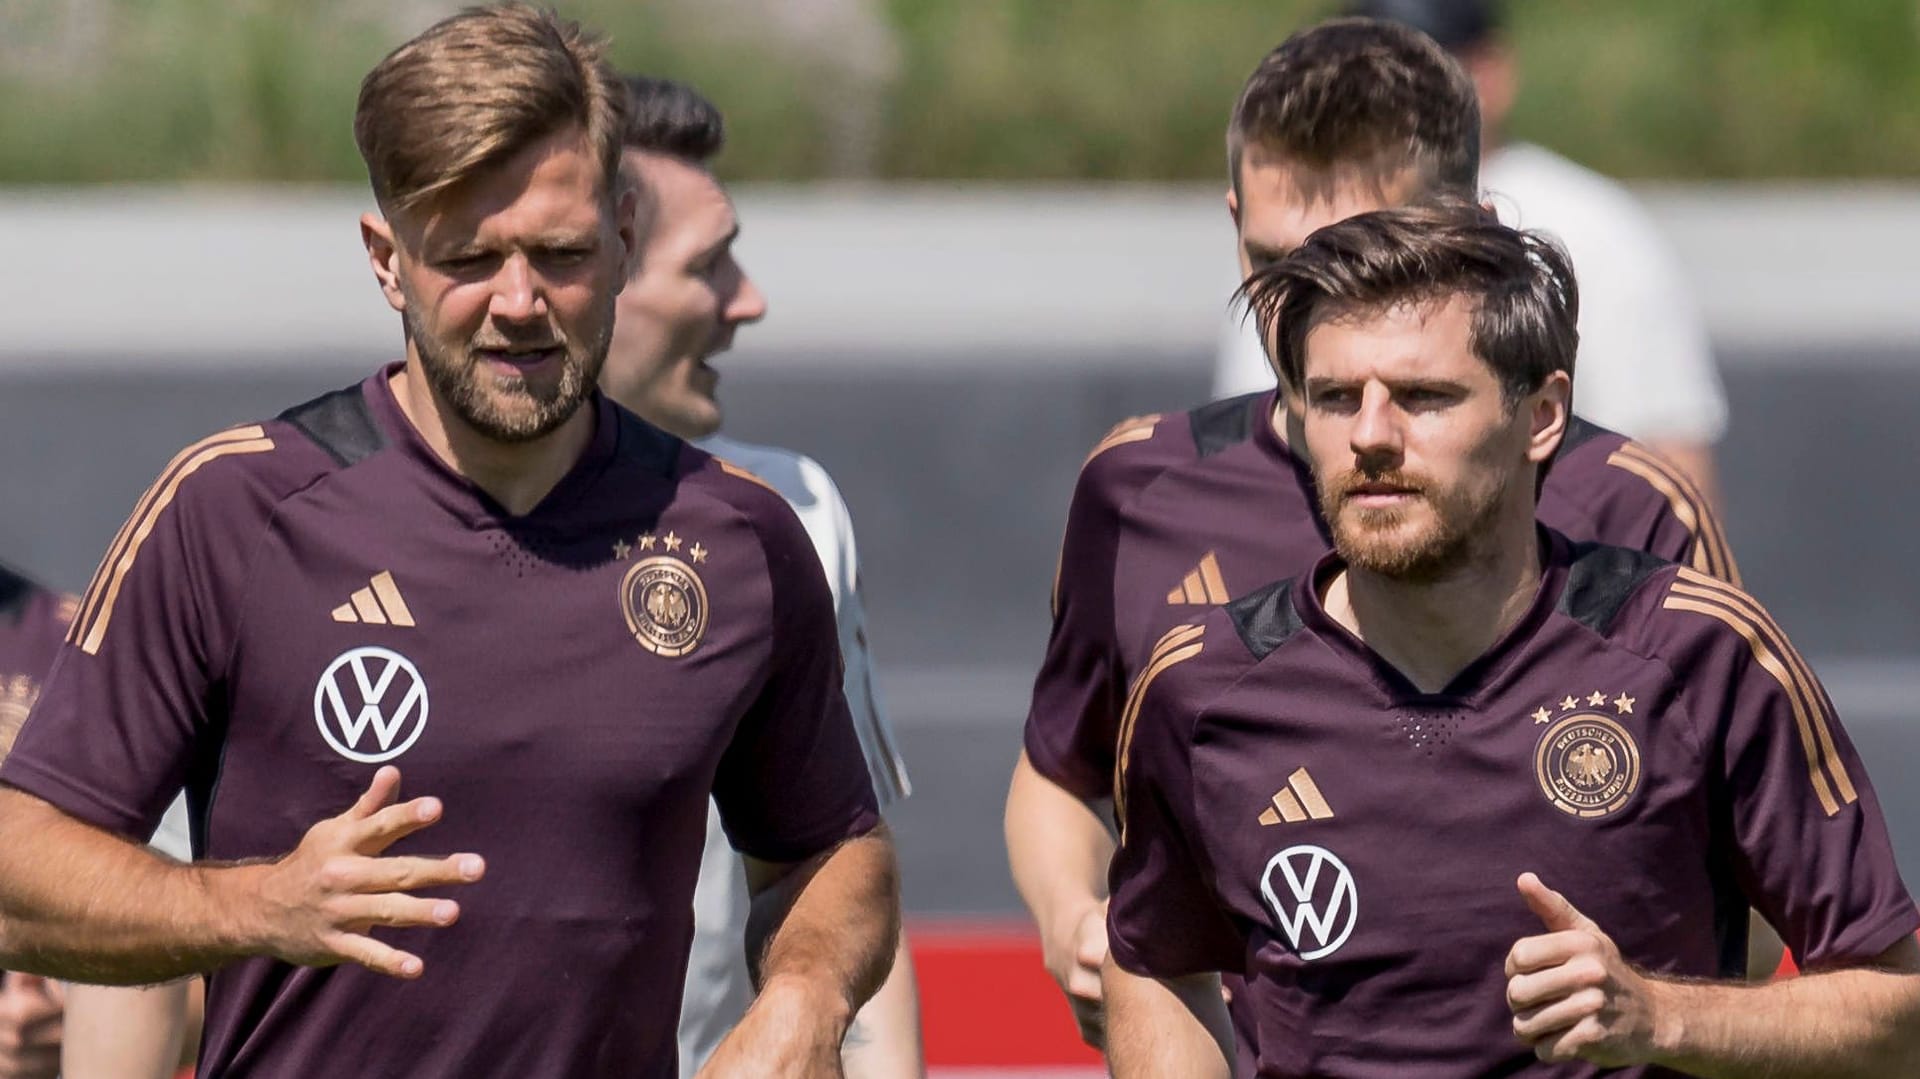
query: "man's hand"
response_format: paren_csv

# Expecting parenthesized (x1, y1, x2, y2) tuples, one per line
(0, 973, 62, 1079)
(1505, 872, 1662, 1067)
(696, 974, 847, 1078)
(1043, 899, 1108, 1047)
(244, 766, 485, 979)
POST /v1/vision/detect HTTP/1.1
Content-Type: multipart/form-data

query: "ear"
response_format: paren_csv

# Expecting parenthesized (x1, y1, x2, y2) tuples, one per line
(361, 212, 407, 315)
(613, 183, 640, 289)
(1525, 370, 1571, 465)
(1225, 186, 1241, 229)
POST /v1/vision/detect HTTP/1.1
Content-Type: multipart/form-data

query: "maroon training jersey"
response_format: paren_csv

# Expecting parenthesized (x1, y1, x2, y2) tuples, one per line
(0, 565, 73, 759)
(1108, 531, 1916, 1078)
(0, 368, 880, 1078)
(1025, 390, 1739, 803)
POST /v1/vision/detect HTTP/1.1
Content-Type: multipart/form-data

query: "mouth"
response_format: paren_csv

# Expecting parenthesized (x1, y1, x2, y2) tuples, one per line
(1343, 481, 1422, 509)
(474, 346, 563, 373)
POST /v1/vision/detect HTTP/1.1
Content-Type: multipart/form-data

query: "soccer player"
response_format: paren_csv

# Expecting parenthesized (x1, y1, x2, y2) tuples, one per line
(1005, 17, 1742, 1053)
(0, 7, 897, 1077)
(1216, 0, 1728, 499)
(1103, 198, 1920, 1078)
(604, 75, 922, 1077)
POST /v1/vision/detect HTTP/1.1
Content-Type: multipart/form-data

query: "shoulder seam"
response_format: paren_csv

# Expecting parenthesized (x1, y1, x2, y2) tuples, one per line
(68, 426, 279, 656)
(1084, 413, 1162, 466)
(1115, 622, 1207, 843)
(1658, 569, 1855, 817)
(1604, 443, 1742, 586)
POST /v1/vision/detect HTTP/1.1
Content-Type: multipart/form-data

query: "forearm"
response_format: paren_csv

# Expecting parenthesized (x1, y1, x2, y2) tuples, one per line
(0, 789, 259, 983)
(747, 825, 900, 1030)
(841, 933, 924, 1079)
(1103, 960, 1233, 1079)
(60, 980, 189, 1079)
(1005, 753, 1114, 942)
(1647, 966, 1920, 1078)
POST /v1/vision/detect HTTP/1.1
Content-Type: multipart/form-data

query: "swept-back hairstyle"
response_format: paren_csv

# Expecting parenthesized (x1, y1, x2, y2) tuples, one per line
(1241, 195, 1578, 405)
(355, 3, 627, 217)
(622, 75, 725, 161)
(1228, 17, 1480, 196)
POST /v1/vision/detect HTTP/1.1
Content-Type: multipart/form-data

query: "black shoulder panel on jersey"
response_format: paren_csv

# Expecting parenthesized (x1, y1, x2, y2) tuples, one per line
(1225, 578, 1306, 661)
(1557, 414, 1614, 457)
(612, 408, 682, 477)
(1190, 392, 1263, 458)
(1557, 542, 1671, 635)
(0, 565, 29, 624)
(277, 386, 387, 468)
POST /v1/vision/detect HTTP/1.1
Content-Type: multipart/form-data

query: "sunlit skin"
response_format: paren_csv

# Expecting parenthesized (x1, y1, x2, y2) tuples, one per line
(602, 150, 766, 439)
(360, 127, 636, 512)
(1297, 294, 1567, 690)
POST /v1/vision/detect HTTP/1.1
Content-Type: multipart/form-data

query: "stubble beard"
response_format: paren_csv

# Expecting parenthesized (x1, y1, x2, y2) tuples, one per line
(405, 288, 616, 445)
(1318, 468, 1508, 584)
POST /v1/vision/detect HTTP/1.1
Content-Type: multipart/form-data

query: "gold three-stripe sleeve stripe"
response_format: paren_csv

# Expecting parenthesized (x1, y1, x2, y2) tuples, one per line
(1082, 414, 1160, 466)
(1114, 622, 1205, 842)
(68, 426, 276, 656)
(1662, 568, 1855, 817)
(1605, 443, 1742, 586)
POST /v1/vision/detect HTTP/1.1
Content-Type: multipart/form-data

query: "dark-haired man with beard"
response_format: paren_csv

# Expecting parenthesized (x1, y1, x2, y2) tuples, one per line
(1104, 200, 1920, 1078)
(0, 6, 897, 1077)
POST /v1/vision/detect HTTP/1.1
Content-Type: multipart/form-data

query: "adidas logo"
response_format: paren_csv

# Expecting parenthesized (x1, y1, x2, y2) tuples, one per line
(330, 571, 416, 627)
(1166, 552, 1230, 606)
(1258, 767, 1334, 825)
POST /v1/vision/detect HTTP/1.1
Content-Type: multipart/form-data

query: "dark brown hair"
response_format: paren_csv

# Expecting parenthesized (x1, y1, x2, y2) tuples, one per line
(354, 3, 626, 218)
(1228, 17, 1479, 196)
(622, 75, 726, 162)
(1241, 195, 1578, 405)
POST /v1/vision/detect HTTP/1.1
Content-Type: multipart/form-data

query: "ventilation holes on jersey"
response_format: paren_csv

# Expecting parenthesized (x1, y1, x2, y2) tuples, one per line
(1397, 711, 1463, 756)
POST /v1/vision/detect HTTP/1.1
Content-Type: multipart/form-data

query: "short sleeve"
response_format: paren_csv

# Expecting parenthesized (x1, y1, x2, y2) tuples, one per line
(712, 502, 880, 864)
(1022, 456, 1133, 800)
(1, 430, 272, 840)
(1106, 657, 1245, 978)
(1662, 576, 1918, 968)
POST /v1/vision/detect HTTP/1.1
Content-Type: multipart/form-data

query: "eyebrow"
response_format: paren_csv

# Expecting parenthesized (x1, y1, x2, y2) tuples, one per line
(695, 225, 741, 262)
(1245, 241, 1291, 266)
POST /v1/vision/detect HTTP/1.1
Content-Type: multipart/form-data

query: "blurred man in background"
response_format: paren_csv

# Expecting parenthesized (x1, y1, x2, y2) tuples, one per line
(605, 74, 923, 1078)
(0, 564, 70, 1079)
(1213, 0, 1728, 500)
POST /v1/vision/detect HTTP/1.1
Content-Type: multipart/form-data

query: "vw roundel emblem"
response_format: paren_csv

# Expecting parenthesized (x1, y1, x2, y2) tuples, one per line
(1259, 844, 1358, 961)
(313, 646, 429, 764)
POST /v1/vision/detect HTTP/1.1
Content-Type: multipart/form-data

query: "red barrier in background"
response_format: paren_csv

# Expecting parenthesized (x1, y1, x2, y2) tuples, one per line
(909, 920, 1103, 1069)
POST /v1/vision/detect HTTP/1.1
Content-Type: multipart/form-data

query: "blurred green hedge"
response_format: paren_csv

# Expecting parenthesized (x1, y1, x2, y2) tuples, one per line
(2, 0, 1915, 183)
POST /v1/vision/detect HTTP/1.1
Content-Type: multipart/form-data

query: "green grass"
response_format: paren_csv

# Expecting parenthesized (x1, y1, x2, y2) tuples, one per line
(1, 0, 1915, 183)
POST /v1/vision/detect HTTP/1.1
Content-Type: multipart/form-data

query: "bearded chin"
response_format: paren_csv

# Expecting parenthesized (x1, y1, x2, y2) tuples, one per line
(403, 295, 613, 445)
(1321, 480, 1507, 584)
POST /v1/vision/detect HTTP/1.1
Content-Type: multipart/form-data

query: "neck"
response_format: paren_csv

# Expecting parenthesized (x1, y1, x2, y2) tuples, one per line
(390, 358, 596, 517)
(1322, 502, 1544, 693)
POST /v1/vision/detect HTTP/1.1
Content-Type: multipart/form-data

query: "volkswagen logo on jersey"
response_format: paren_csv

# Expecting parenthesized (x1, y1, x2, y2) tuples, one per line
(313, 646, 429, 763)
(1260, 844, 1358, 961)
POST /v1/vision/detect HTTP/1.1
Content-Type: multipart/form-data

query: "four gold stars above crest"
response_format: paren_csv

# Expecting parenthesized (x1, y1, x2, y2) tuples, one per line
(1538, 691, 1639, 724)
(613, 531, 707, 563)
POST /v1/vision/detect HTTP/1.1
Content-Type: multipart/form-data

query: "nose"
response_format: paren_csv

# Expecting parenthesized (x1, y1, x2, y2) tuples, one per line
(489, 253, 548, 324)
(1349, 381, 1403, 470)
(725, 261, 768, 327)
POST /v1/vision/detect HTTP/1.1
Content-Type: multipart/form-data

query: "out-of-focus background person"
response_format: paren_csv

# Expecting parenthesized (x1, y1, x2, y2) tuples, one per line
(1214, 0, 1729, 500)
(2, 3, 1917, 1075)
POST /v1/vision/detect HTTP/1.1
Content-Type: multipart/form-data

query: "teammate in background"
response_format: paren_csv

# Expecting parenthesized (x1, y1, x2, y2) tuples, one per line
(606, 75, 923, 1078)
(0, 7, 897, 1077)
(0, 565, 71, 1079)
(1005, 18, 1752, 1058)
(2, 563, 198, 1079)
(1215, 0, 1728, 500)
(1106, 199, 1920, 1078)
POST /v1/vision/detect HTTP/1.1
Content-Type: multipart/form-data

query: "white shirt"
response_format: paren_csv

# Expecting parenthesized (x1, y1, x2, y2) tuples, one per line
(1214, 142, 1729, 444)
(678, 434, 909, 1074)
